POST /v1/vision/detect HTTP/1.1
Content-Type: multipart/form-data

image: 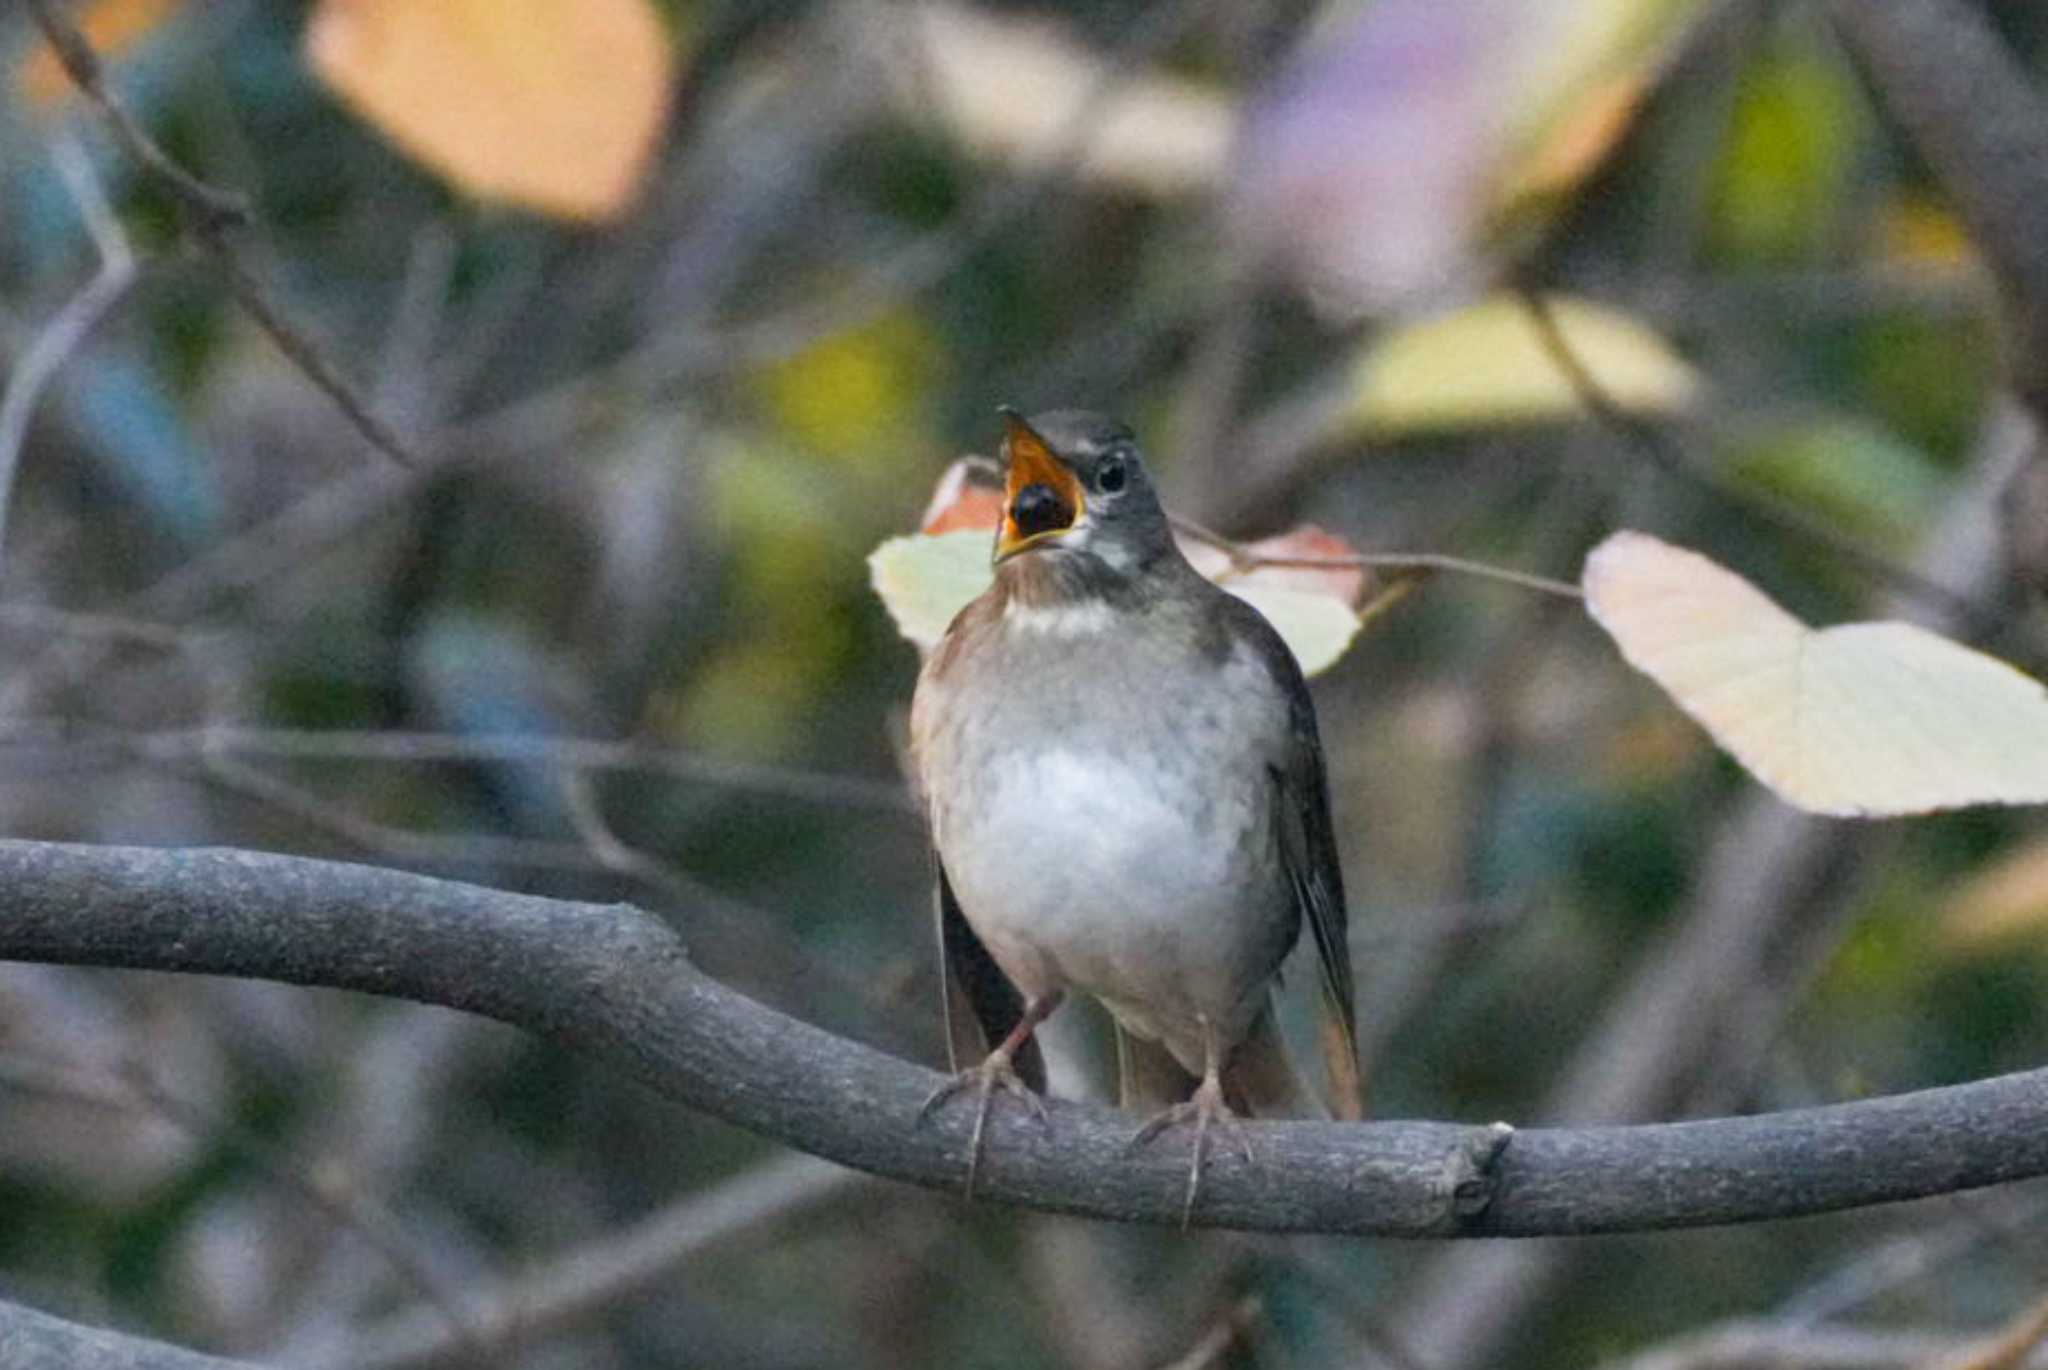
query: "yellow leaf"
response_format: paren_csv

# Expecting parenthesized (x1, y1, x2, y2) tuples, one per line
(868, 530, 1364, 678)
(1583, 530, 2048, 817)
(898, 2, 1233, 198)
(304, 0, 675, 222)
(1348, 293, 1700, 435)
(1494, 68, 1650, 211)
(19, 0, 179, 108)
(752, 310, 940, 467)
(1938, 837, 2048, 955)
(1872, 196, 1980, 274)
(1491, 0, 1703, 210)
(867, 529, 996, 653)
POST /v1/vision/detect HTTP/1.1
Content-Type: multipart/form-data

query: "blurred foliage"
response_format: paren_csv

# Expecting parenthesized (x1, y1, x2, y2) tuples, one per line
(1, 1, 2047, 1368)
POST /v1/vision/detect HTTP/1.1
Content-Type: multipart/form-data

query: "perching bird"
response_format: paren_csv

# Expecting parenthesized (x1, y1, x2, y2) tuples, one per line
(909, 408, 1361, 1224)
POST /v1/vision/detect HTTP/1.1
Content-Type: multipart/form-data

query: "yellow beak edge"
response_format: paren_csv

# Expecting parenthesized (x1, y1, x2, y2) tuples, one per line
(995, 411, 1085, 562)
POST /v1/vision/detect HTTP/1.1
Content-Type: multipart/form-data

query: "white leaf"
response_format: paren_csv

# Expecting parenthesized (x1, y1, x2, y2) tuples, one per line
(1583, 530, 2048, 816)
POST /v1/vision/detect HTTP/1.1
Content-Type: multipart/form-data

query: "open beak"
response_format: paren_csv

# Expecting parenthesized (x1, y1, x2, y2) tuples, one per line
(994, 409, 1085, 563)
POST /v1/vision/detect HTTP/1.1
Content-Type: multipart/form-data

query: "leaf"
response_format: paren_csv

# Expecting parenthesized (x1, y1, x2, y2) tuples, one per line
(916, 457, 1007, 535)
(898, 2, 1233, 198)
(1583, 530, 2048, 817)
(1937, 837, 2048, 955)
(1347, 293, 1699, 436)
(18, 0, 179, 108)
(868, 529, 997, 651)
(1233, 0, 1704, 314)
(304, 0, 676, 222)
(1722, 417, 1946, 547)
(870, 483, 1370, 678)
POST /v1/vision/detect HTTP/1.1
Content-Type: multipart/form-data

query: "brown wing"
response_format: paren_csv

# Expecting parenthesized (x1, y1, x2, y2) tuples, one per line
(1219, 595, 1364, 1119)
(936, 860, 1046, 1093)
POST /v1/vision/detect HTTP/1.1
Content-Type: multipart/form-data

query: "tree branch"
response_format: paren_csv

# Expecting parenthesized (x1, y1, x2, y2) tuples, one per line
(1824, 0, 2048, 416)
(25, 0, 421, 470)
(3, 840, 2048, 1238)
(0, 1298, 250, 1370)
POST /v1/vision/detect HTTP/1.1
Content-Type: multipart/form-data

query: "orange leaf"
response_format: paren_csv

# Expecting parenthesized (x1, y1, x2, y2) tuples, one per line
(304, 0, 676, 222)
(918, 457, 1006, 535)
(18, 0, 179, 108)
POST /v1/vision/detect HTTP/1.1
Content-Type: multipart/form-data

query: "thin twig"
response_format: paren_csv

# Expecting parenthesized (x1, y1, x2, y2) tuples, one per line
(559, 769, 732, 910)
(1513, 285, 1977, 622)
(191, 750, 617, 876)
(25, 0, 421, 469)
(1154, 1294, 1264, 1370)
(149, 723, 912, 811)
(0, 1048, 482, 1358)
(1168, 513, 1585, 598)
(0, 126, 138, 576)
(328, 1155, 868, 1370)
(1929, 1291, 2048, 1370)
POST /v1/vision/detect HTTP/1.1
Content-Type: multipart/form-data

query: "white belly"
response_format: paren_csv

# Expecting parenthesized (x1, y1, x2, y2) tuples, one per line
(936, 744, 1293, 1070)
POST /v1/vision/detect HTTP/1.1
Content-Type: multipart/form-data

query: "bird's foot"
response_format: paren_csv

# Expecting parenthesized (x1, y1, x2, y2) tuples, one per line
(918, 1053, 1048, 1198)
(1126, 1073, 1252, 1229)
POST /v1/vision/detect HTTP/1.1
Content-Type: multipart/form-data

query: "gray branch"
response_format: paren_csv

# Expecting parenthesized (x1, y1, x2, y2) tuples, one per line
(1825, 0, 2048, 415)
(4, 840, 2048, 1238)
(0, 1299, 249, 1370)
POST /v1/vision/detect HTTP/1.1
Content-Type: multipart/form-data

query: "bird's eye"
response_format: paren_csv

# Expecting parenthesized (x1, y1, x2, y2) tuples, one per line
(1096, 455, 1129, 494)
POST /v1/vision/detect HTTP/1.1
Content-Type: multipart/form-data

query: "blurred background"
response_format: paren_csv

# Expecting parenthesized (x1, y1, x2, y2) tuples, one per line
(2, 0, 2047, 1366)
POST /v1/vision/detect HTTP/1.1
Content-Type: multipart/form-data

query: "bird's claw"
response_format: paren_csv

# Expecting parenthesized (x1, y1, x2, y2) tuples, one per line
(1126, 1079, 1251, 1229)
(918, 1056, 1046, 1198)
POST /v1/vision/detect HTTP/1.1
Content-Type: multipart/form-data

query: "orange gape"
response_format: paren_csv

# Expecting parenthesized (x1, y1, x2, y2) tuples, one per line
(996, 414, 1085, 561)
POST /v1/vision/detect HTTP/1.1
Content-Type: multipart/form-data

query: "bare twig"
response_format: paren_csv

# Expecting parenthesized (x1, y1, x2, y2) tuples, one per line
(0, 719, 913, 812)
(328, 1155, 869, 1370)
(0, 1049, 481, 1358)
(1167, 514, 1585, 598)
(1929, 1291, 2048, 1370)
(1776, 1191, 2048, 1326)
(1154, 1294, 1264, 1370)
(0, 127, 137, 576)
(0, 1298, 251, 1370)
(1823, 0, 2048, 417)
(25, 0, 421, 470)
(1513, 286, 1979, 624)
(185, 725, 914, 811)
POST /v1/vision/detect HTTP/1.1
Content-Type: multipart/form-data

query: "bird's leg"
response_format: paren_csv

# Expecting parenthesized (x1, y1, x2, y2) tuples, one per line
(1126, 1017, 1253, 1229)
(919, 990, 1063, 1198)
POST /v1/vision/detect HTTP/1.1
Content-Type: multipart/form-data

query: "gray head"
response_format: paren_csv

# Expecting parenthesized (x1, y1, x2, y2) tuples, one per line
(992, 408, 1174, 580)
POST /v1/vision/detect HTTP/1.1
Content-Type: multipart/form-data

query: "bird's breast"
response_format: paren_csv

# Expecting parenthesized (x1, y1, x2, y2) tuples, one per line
(915, 615, 1299, 1051)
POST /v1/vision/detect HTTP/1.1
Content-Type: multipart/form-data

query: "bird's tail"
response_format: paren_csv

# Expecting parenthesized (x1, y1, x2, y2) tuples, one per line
(1222, 1000, 1319, 1118)
(1113, 1000, 1321, 1118)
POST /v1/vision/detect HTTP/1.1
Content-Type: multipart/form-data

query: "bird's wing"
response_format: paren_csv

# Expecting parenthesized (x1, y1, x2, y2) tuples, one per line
(936, 859, 1046, 1092)
(1219, 595, 1364, 1119)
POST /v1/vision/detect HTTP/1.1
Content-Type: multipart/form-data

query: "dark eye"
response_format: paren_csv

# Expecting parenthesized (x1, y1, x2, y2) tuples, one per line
(1096, 455, 1129, 494)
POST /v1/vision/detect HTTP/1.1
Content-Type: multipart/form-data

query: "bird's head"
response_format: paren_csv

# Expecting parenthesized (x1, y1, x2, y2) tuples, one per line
(993, 408, 1172, 578)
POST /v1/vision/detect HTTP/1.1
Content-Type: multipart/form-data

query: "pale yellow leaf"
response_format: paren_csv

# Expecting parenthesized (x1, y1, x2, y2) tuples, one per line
(1938, 836, 2048, 954)
(1348, 293, 1699, 436)
(898, 2, 1233, 198)
(1219, 582, 1362, 678)
(868, 530, 1361, 678)
(304, 0, 675, 222)
(868, 530, 993, 652)
(1490, 0, 1705, 216)
(1583, 530, 2048, 817)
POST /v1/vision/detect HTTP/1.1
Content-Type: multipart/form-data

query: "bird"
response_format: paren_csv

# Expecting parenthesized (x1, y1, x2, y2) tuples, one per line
(908, 407, 1361, 1225)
